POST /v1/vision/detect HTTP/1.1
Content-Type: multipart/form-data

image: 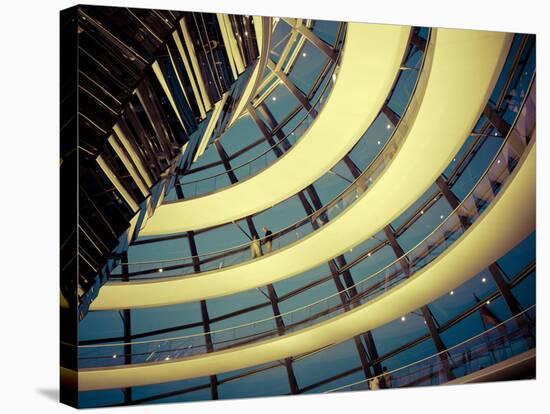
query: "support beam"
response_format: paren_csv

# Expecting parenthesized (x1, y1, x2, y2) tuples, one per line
(297, 185, 380, 377)
(420, 306, 456, 381)
(383, 225, 410, 277)
(483, 104, 511, 137)
(268, 60, 318, 117)
(384, 225, 453, 381)
(247, 103, 286, 158)
(381, 104, 401, 127)
(255, 104, 293, 153)
(213, 140, 238, 184)
(342, 155, 362, 180)
(188, 231, 218, 399)
(488, 263, 535, 347)
(410, 32, 426, 52)
(264, 283, 300, 394)
(291, 23, 337, 62)
(435, 175, 471, 229)
(121, 253, 132, 404)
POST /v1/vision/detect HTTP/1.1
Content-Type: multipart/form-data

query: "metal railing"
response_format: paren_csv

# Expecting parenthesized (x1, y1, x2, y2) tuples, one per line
(172, 23, 348, 199)
(71, 85, 534, 367)
(109, 29, 432, 280)
(326, 305, 535, 392)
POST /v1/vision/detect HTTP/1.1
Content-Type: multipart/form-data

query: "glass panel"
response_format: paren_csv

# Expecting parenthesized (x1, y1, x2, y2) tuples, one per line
(311, 20, 340, 46)
(218, 365, 290, 398)
(292, 339, 361, 387)
(287, 40, 329, 94)
(497, 232, 536, 281)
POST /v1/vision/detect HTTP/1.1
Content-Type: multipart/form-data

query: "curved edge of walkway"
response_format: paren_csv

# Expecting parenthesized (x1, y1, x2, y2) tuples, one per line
(74, 138, 536, 391)
(90, 29, 513, 310)
(139, 23, 411, 235)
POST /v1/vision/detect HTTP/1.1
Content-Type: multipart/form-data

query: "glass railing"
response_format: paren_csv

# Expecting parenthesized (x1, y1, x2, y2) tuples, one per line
(73, 85, 534, 368)
(109, 29, 432, 280)
(326, 305, 536, 392)
(172, 24, 347, 200)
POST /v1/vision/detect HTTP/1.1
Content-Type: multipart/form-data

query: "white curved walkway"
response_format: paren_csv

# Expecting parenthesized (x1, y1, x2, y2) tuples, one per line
(90, 29, 512, 310)
(139, 23, 411, 235)
(74, 138, 535, 390)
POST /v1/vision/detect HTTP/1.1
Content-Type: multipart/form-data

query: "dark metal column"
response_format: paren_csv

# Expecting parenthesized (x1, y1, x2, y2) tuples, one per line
(265, 284, 300, 394)
(488, 263, 535, 347)
(435, 175, 471, 229)
(188, 232, 219, 399)
(384, 225, 454, 381)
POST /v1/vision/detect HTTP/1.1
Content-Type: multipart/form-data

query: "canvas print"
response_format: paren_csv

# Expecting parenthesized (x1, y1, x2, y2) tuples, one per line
(60, 4, 536, 408)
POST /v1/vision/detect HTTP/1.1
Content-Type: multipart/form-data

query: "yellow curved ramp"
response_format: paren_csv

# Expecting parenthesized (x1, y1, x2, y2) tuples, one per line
(90, 29, 512, 310)
(75, 139, 535, 391)
(139, 23, 411, 235)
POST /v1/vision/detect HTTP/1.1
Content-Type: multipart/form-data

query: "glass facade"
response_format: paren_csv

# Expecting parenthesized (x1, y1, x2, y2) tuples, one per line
(61, 8, 536, 408)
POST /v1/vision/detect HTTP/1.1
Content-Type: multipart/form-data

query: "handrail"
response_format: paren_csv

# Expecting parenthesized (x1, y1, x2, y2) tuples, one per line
(325, 304, 536, 392)
(110, 28, 431, 277)
(171, 23, 347, 190)
(70, 83, 534, 362)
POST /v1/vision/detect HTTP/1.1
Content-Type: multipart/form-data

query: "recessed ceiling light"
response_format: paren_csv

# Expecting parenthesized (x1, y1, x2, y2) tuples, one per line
(158, 268, 163, 273)
(272, 96, 277, 101)
(302, 52, 307, 57)
(401, 316, 406, 322)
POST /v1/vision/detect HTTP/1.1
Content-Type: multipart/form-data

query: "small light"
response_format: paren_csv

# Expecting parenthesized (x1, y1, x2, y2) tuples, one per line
(440, 215, 444, 220)
(486, 300, 491, 305)
(349, 248, 353, 252)
(453, 158, 456, 162)
(165, 356, 171, 361)
(158, 268, 163, 273)
(420, 210, 424, 215)
(497, 159, 501, 164)
(494, 131, 498, 136)
(450, 290, 454, 295)
(482, 277, 487, 283)
(332, 73, 337, 83)
(401, 316, 406, 322)
(377, 140, 381, 145)
(386, 124, 391, 129)
(302, 52, 307, 57)
(244, 31, 248, 36)
(423, 320, 427, 324)
(367, 252, 372, 257)
(112, 354, 117, 359)
(272, 96, 277, 101)
(291, 132, 295, 136)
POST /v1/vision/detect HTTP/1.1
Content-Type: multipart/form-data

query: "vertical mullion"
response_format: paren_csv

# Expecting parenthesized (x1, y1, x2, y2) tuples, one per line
(187, 232, 219, 399)
(384, 224, 455, 381)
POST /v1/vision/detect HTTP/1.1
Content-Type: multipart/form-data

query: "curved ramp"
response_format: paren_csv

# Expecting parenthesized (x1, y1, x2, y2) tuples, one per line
(90, 29, 512, 310)
(75, 138, 536, 391)
(139, 23, 411, 235)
